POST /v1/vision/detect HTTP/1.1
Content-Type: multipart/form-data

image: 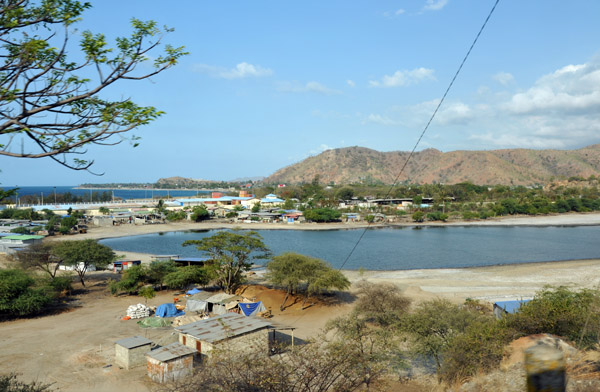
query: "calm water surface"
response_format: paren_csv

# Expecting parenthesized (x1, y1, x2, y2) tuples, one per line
(99, 226, 600, 270)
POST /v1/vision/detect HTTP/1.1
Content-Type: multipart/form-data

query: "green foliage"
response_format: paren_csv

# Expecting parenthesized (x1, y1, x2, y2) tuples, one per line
(225, 211, 238, 218)
(0, 0, 188, 170)
(163, 266, 208, 290)
(138, 286, 155, 302)
(166, 210, 187, 221)
(506, 286, 600, 348)
(0, 269, 52, 317)
(267, 252, 350, 309)
(402, 299, 482, 372)
(59, 216, 78, 232)
(426, 211, 449, 221)
(411, 211, 425, 222)
(0, 373, 54, 392)
(98, 206, 110, 215)
(282, 198, 294, 209)
(191, 205, 210, 221)
(110, 265, 147, 295)
(10, 226, 30, 234)
(183, 230, 270, 294)
(147, 261, 177, 288)
(48, 276, 72, 294)
(51, 239, 115, 286)
(364, 214, 375, 223)
(336, 187, 355, 200)
(303, 207, 342, 222)
(440, 318, 512, 383)
(251, 202, 261, 213)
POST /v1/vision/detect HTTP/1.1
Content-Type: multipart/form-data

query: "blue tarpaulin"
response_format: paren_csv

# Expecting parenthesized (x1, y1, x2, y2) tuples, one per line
(155, 303, 185, 318)
(238, 301, 266, 317)
(186, 288, 202, 295)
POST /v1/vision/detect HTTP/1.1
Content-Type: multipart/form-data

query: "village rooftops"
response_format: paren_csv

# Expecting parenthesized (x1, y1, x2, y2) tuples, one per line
(146, 342, 195, 362)
(175, 312, 271, 343)
(115, 336, 152, 349)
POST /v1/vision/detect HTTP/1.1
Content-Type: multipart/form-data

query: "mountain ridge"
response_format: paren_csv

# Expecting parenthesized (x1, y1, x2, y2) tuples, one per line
(263, 144, 600, 186)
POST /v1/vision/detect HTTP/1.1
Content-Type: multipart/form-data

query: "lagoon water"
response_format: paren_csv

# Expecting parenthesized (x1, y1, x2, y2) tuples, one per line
(99, 226, 600, 270)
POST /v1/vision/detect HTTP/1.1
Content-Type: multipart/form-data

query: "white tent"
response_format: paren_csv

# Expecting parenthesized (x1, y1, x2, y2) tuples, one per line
(186, 299, 208, 313)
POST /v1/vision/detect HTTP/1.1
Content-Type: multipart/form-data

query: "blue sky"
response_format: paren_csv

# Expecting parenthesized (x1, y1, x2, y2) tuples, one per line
(2, 0, 600, 186)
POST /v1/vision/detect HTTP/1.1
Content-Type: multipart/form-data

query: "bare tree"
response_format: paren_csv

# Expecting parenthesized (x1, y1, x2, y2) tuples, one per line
(10, 242, 61, 278)
(0, 0, 187, 171)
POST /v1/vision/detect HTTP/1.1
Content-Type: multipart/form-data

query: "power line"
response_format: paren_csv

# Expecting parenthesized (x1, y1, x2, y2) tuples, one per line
(337, 0, 501, 271)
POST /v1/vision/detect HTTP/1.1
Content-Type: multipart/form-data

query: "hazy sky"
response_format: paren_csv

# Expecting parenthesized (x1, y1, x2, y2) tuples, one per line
(2, 0, 600, 186)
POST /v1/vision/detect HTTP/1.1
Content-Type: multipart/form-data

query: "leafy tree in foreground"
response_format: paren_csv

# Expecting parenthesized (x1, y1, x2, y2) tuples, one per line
(0, 269, 52, 317)
(51, 239, 115, 286)
(0, 0, 188, 170)
(0, 373, 54, 392)
(183, 230, 270, 294)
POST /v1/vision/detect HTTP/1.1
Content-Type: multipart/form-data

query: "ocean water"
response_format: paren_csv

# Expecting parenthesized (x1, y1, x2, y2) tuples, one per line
(4, 186, 209, 202)
(99, 225, 600, 271)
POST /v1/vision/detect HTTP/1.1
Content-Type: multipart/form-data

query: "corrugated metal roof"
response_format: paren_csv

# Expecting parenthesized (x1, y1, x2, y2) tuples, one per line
(494, 299, 531, 314)
(115, 335, 152, 349)
(175, 313, 271, 343)
(146, 342, 195, 362)
(3, 235, 44, 240)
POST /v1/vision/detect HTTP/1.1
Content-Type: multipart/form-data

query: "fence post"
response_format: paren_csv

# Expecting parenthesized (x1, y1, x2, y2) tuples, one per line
(525, 344, 566, 392)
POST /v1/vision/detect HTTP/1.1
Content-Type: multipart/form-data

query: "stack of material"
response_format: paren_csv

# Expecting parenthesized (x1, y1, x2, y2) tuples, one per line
(126, 303, 151, 319)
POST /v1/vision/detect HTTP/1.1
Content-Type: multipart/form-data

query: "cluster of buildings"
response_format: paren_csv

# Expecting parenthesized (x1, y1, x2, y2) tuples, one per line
(115, 307, 290, 384)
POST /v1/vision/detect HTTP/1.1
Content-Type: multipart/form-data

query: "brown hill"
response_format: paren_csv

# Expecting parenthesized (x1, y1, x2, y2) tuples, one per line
(264, 145, 600, 185)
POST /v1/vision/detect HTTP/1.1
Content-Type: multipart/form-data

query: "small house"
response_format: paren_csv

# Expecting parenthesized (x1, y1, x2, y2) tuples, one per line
(146, 342, 195, 383)
(115, 336, 153, 369)
(493, 299, 531, 319)
(112, 259, 141, 273)
(175, 313, 271, 362)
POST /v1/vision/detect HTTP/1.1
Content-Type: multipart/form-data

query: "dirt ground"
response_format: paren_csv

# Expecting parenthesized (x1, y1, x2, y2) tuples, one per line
(2, 212, 600, 391)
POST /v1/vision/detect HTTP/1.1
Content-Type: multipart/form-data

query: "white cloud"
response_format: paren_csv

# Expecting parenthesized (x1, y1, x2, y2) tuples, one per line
(423, 0, 448, 11)
(506, 61, 600, 114)
(369, 67, 435, 88)
(278, 81, 341, 95)
(384, 8, 406, 18)
(193, 62, 273, 79)
(346, 79, 355, 87)
(492, 72, 514, 85)
(366, 114, 400, 126)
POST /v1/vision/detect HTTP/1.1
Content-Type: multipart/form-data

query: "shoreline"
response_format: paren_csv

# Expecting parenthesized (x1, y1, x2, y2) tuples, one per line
(46, 211, 600, 242)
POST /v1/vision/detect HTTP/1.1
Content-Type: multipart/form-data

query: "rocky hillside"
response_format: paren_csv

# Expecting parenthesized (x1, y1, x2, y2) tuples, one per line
(264, 144, 600, 186)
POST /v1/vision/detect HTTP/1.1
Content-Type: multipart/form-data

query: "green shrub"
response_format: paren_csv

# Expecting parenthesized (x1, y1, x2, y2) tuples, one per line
(164, 266, 208, 289)
(426, 212, 448, 221)
(412, 211, 425, 222)
(441, 318, 512, 383)
(506, 286, 600, 348)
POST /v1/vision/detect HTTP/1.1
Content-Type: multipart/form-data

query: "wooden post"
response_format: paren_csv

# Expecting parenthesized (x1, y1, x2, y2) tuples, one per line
(525, 344, 566, 392)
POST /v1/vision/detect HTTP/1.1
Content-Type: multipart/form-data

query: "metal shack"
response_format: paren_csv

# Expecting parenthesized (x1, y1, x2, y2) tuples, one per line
(175, 312, 271, 362)
(114, 336, 153, 369)
(146, 342, 195, 383)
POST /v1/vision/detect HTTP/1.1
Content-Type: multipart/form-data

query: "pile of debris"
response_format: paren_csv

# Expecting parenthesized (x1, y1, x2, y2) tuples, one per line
(126, 303, 151, 319)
